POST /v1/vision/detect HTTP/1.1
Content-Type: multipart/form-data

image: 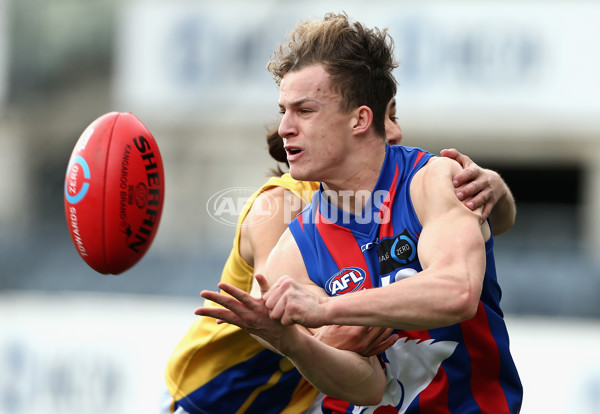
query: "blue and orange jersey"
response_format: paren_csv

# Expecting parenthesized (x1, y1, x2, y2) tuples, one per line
(289, 145, 523, 413)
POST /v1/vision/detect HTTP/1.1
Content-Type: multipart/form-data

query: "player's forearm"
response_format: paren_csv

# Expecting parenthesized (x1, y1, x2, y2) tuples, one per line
(281, 328, 385, 406)
(489, 184, 516, 236)
(323, 223, 486, 330)
(253, 325, 387, 404)
(324, 273, 477, 330)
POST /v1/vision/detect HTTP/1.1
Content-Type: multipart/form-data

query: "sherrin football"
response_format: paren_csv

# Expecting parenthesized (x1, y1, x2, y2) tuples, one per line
(64, 112, 165, 275)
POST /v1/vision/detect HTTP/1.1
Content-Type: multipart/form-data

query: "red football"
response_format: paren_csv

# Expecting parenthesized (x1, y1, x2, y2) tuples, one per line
(64, 112, 165, 275)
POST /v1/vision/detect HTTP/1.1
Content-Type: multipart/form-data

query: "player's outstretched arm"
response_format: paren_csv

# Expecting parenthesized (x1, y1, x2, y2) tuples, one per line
(264, 232, 387, 404)
(244, 188, 398, 357)
(441, 148, 516, 235)
(315, 325, 399, 357)
(194, 273, 386, 406)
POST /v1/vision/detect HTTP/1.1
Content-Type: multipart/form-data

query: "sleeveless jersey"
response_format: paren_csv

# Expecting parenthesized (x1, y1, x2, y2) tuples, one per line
(289, 145, 523, 413)
(165, 174, 320, 414)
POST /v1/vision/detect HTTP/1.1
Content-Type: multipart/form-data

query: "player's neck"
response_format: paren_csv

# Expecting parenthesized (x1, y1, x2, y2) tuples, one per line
(321, 142, 386, 214)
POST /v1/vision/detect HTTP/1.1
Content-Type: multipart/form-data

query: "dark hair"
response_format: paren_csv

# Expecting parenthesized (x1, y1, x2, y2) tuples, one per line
(267, 12, 397, 138)
(266, 127, 288, 176)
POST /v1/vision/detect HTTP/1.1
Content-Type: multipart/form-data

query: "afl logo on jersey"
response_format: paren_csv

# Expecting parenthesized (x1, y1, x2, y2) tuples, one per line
(326, 267, 366, 296)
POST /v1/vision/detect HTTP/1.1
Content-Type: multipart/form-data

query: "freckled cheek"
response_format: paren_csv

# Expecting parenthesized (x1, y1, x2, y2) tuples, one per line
(321, 141, 343, 163)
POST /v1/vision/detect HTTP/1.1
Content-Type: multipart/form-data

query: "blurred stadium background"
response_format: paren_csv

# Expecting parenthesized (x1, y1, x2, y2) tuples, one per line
(1, 0, 599, 412)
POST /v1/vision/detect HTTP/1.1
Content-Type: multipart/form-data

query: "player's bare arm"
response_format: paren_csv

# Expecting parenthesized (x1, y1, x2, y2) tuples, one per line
(314, 324, 399, 357)
(242, 187, 304, 285)
(196, 190, 388, 404)
(268, 157, 488, 331)
(332, 156, 486, 329)
(441, 147, 516, 235)
(196, 275, 386, 406)
(260, 233, 387, 405)
(243, 188, 398, 356)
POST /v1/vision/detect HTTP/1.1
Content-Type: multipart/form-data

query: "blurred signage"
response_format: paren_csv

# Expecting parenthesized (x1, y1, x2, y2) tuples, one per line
(0, 0, 7, 109)
(113, 1, 600, 128)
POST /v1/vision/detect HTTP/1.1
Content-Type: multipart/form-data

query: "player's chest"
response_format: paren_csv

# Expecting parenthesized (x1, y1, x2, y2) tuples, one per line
(321, 226, 422, 296)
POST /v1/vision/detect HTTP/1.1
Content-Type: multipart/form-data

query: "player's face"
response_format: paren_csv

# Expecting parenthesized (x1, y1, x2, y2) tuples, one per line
(278, 64, 355, 183)
(385, 98, 403, 145)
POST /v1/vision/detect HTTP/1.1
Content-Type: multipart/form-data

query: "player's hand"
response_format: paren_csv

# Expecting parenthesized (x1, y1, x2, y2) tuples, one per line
(194, 278, 293, 351)
(440, 148, 505, 222)
(262, 274, 330, 328)
(315, 325, 399, 357)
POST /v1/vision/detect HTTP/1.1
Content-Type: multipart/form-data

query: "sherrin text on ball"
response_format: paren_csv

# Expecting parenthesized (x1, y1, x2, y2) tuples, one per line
(64, 112, 165, 275)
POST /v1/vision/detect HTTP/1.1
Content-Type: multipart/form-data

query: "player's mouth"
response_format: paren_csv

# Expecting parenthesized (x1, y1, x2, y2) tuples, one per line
(285, 146, 303, 162)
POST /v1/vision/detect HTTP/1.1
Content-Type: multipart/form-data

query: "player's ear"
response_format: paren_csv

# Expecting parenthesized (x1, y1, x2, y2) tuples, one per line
(350, 105, 373, 135)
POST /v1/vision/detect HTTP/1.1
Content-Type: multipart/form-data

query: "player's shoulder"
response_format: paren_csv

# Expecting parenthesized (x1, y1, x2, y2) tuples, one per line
(257, 175, 300, 205)
(388, 143, 430, 155)
(419, 154, 461, 177)
(251, 184, 299, 223)
(388, 144, 436, 169)
(241, 180, 289, 229)
(264, 173, 318, 203)
(410, 156, 461, 201)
